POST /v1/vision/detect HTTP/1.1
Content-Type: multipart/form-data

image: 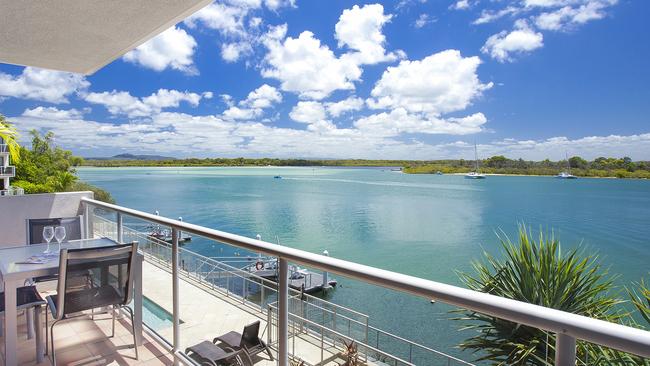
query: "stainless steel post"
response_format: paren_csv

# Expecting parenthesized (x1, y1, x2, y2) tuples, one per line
(261, 282, 266, 313)
(279, 258, 289, 366)
(555, 333, 576, 366)
(84, 203, 91, 238)
(171, 228, 181, 366)
(116, 212, 123, 243)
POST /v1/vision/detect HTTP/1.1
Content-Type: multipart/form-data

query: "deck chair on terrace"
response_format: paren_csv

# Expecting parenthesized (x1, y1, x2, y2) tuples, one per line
(214, 321, 274, 362)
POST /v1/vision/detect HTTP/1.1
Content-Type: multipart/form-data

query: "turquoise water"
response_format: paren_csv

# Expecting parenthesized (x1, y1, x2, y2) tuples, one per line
(79, 166, 650, 361)
(140, 296, 175, 331)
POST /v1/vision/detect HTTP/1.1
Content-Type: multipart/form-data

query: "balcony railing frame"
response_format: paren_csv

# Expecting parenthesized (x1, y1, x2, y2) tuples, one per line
(0, 165, 15, 176)
(82, 197, 650, 366)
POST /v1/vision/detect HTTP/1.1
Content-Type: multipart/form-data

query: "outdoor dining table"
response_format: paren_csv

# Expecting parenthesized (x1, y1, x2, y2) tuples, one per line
(0, 237, 144, 366)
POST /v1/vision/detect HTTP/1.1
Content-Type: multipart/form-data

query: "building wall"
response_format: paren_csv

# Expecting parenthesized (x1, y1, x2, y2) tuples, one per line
(0, 191, 93, 247)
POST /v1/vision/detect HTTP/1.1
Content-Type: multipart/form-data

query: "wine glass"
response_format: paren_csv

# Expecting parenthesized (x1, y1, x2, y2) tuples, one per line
(42, 226, 54, 254)
(54, 226, 66, 253)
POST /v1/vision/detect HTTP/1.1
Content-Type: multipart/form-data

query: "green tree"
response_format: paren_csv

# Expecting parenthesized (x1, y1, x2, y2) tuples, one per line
(454, 225, 626, 365)
(0, 114, 21, 162)
(485, 155, 510, 168)
(13, 130, 114, 203)
(569, 156, 588, 169)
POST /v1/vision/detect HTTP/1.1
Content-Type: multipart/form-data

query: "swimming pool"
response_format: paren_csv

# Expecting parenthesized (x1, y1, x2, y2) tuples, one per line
(136, 297, 178, 331)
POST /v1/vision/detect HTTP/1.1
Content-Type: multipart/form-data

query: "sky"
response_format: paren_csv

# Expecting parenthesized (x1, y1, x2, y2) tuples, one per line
(1, 0, 649, 160)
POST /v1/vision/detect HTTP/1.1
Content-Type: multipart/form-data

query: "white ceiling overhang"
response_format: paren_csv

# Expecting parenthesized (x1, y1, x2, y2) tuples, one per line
(0, 0, 213, 75)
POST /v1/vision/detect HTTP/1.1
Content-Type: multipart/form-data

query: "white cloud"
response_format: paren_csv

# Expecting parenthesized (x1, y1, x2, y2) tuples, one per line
(355, 108, 487, 136)
(185, 0, 295, 63)
(241, 84, 282, 109)
(470, 0, 617, 61)
(414, 14, 436, 28)
(223, 106, 263, 120)
(368, 50, 492, 116)
(22, 106, 85, 120)
(123, 27, 197, 74)
(451, 0, 471, 10)
(289, 101, 327, 124)
(535, 1, 616, 31)
(263, 0, 296, 11)
(84, 89, 210, 117)
(524, 0, 573, 8)
(221, 42, 254, 62)
(325, 97, 365, 117)
(0, 67, 88, 104)
(185, 3, 250, 36)
(481, 20, 544, 62)
(218, 84, 282, 121)
(261, 28, 362, 100)
(12, 108, 650, 160)
(334, 4, 399, 64)
(473, 6, 521, 25)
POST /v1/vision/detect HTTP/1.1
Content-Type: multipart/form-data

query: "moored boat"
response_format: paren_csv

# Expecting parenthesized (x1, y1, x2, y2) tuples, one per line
(465, 143, 486, 179)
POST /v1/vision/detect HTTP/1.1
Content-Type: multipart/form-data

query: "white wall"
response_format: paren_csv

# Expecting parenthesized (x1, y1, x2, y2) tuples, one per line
(0, 191, 93, 247)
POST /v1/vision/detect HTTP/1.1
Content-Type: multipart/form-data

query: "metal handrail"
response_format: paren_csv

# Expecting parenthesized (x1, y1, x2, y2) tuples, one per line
(267, 303, 420, 366)
(94, 215, 460, 364)
(82, 197, 650, 361)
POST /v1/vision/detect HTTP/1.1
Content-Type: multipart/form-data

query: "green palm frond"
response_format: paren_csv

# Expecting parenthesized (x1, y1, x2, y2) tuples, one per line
(453, 224, 628, 365)
(0, 114, 21, 162)
(628, 278, 650, 326)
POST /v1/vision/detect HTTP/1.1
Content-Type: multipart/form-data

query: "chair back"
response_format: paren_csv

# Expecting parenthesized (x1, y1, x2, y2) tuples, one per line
(54, 242, 137, 319)
(241, 321, 261, 347)
(27, 216, 84, 244)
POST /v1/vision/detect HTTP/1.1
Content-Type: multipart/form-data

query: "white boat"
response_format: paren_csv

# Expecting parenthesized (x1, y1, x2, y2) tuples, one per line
(465, 143, 486, 179)
(556, 152, 577, 179)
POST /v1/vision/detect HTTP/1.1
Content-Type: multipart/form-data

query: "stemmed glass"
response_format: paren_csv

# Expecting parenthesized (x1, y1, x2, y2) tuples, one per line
(54, 226, 66, 253)
(42, 226, 54, 255)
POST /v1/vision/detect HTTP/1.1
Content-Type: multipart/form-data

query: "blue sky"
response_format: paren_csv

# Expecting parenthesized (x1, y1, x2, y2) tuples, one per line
(1, 0, 649, 160)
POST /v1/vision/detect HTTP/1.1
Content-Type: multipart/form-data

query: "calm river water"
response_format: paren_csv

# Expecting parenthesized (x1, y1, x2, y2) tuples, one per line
(77, 166, 650, 362)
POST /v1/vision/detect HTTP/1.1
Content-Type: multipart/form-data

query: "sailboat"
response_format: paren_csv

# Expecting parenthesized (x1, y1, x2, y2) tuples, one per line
(556, 152, 577, 179)
(465, 143, 486, 179)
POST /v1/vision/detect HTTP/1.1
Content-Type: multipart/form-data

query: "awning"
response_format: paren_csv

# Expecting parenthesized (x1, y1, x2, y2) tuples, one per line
(0, 0, 212, 74)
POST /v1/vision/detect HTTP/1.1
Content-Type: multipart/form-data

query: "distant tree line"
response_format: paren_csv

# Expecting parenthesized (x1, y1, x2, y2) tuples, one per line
(83, 155, 650, 178)
(404, 155, 650, 178)
(83, 157, 411, 168)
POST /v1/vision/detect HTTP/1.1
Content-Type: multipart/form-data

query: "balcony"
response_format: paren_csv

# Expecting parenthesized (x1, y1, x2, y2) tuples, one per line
(1, 194, 649, 366)
(0, 165, 15, 177)
(0, 186, 24, 196)
(86, 198, 650, 365)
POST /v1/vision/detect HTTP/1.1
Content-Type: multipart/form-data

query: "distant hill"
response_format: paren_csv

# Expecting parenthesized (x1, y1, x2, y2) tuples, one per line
(86, 153, 176, 161)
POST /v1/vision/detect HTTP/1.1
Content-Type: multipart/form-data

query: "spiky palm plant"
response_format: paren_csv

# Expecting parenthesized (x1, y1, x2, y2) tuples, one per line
(628, 279, 650, 326)
(0, 114, 21, 162)
(454, 225, 625, 365)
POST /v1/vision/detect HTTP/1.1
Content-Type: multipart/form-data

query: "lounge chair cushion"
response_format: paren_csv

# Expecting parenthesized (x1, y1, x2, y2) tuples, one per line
(216, 331, 242, 348)
(186, 341, 240, 365)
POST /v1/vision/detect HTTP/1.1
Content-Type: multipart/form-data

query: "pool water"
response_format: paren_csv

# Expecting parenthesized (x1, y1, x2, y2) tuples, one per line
(139, 296, 176, 331)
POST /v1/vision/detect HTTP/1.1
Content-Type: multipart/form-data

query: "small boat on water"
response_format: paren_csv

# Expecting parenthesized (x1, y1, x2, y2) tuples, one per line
(556, 172, 577, 179)
(555, 153, 578, 179)
(245, 259, 337, 294)
(274, 175, 282, 179)
(148, 230, 192, 244)
(465, 143, 486, 179)
(556, 152, 577, 179)
(148, 213, 192, 244)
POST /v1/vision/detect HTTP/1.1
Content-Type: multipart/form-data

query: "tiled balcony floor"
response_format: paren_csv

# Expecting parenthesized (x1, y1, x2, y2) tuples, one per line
(1, 309, 173, 365)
